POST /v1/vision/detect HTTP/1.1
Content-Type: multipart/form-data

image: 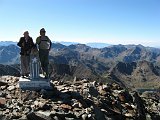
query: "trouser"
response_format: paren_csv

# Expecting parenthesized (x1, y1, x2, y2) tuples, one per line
(20, 55, 30, 75)
(39, 49, 49, 76)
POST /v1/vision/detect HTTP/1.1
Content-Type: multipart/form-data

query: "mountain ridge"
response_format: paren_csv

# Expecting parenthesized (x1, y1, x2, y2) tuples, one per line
(0, 43, 160, 89)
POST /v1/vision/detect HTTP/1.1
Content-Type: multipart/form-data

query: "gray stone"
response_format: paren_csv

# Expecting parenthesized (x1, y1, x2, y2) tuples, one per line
(72, 102, 79, 108)
(65, 117, 75, 120)
(27, 112, 52, 120)
(0, 97, 6, 107)
(6, 94, 12, 99)
(74, 111, 83, 118)
(23, 107, 31, 114)
(89, 86, 99, 97)
(82, 114, 88, 120)
(0, 115, 9, 120)
(0, 86, 7, 90)
(19, 115, 28, 120)
(0, 92, 6, 97)
(0, 80, 8, 86)
(7, 85, 15, 91)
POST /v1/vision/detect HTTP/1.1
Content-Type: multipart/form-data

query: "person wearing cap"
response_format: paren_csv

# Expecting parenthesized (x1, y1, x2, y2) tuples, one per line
(17, 31, 34, 78)
(36, 28, 52, 79)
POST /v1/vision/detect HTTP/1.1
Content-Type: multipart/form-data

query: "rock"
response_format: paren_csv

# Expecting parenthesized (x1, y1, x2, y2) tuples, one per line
(21, 91, 39, 101)
(74, 111, 83, 118)
(0, 80, 8, 86)
(40, 104, 52, 111)
(0, 92, 6, 97)
(15, 83, 19, 89)
(89, 86, 99, 97)
(99, 90, 107, 96)
(0, 97, 6, 107)
(133, 92, 146, 120)
(27, 112, 52, 120)
(6, 94, 12, 99)
(34, 100, 39, 106)
(87, 114, 92, 118)
(93, 106, 106, 120)
(61, 89, 69, 93)
(65, 117, 75, 120)
(82, 83, 89, 88)
(37, 111, 52, 117)
(0, 75, 159, 120)
(111, 83, 121, 90)
(72, 102, 79, 108)
(0, 115, 9, 120)
(60, 104, 72, 110)
(23, 107, 31, 114)
(82, 114, 88, 120)
(125, 113, 134, 117)
(11, 109, 21, 119)
(0, 86, 7, 90)
(56, 85, 66, 91)
(52, 80, 59, 85)
(50, 112, 77, 120)
(118, 94, 125, 103)
(52, 116, 59, 120)
(7, 85, 15, 91)
(19, 115, 28, 120)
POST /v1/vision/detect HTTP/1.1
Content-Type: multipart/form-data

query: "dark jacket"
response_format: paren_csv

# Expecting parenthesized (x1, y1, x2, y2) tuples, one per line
(17, 37, 34, 56)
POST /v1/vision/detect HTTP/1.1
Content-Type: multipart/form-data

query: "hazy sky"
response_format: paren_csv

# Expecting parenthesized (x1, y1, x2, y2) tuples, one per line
(0, 0, 160, 47)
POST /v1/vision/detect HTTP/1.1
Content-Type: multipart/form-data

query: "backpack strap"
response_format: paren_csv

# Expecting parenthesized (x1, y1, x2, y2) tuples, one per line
(38, 36, 50, 44)
(38, 36, 41, 45)
(38, 36, 51, 50)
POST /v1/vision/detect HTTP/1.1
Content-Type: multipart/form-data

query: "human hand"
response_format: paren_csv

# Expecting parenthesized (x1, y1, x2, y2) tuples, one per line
(22, 42, 25, 47)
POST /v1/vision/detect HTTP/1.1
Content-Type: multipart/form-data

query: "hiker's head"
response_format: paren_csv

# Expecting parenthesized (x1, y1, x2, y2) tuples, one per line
(23, 31, 29, 38)
(40, 28, 46, 36)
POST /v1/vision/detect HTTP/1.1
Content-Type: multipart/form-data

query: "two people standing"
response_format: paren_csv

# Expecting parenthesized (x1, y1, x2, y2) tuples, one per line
(17, 28, 52, 79)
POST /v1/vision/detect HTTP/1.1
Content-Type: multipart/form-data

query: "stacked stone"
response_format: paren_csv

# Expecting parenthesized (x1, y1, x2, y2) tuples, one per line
(0, 76, 159, 120)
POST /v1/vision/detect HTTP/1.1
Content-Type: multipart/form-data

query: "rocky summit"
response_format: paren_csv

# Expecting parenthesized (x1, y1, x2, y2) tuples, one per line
(0, 76, 159, 120)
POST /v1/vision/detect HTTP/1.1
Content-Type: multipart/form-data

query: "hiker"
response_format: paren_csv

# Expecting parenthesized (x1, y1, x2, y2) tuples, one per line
(17, 31, 34, 78)
(36, 28, 52, 79)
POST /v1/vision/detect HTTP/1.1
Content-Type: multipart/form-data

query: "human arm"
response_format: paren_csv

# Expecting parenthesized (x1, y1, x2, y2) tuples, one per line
(49, 40, 52, 51)
(30, 37, 35, 48)
(36, 37, 41, 45)
(17, 37, 24, 47)
(46, 36, 52, 51)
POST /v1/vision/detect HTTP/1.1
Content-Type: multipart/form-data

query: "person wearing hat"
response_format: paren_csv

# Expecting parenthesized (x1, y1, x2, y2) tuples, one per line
(17, 31, 34, 78)
(36, 28, 52, 79)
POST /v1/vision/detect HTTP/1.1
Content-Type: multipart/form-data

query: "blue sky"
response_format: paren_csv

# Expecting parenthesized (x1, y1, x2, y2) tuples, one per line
(0, 0, 160, 47)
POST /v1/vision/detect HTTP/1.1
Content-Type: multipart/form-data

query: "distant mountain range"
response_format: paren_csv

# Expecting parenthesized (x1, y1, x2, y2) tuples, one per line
(0, 41, 111, 48)
(0, 41, 17, 46)
(0, 45, 20, 64)
(0, 41, 160, 89)
(86, 42, 111, 48)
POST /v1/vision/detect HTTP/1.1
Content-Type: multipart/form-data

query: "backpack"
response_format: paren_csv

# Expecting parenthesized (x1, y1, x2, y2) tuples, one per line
(38, 36, 51, 50)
